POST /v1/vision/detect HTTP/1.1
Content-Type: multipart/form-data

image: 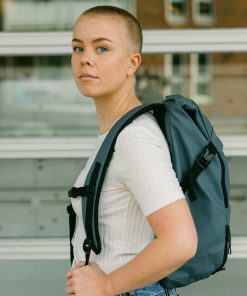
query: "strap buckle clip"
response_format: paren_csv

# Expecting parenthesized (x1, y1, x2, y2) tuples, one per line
(68, 186, 94, 198)
(197, 145, 216, 170)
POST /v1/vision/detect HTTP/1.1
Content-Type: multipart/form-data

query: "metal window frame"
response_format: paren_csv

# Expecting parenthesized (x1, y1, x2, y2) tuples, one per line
(0, 136, 246, 159)
(0, 237, 245, 260)
(0, 28, 247, 56)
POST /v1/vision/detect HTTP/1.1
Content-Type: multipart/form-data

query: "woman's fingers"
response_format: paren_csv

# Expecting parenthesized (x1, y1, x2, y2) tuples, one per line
(75, 261, 85, 268)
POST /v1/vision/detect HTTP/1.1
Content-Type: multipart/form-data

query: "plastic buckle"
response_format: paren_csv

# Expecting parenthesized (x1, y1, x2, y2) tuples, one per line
(83, 238, 93, 265)
(70, 187, 77, 198)
(197, 146, 215, 170)
(83, 238, 92, 252)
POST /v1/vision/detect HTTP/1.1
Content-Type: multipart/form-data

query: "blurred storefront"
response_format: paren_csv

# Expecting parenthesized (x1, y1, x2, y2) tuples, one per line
(0, 1, 246, 295)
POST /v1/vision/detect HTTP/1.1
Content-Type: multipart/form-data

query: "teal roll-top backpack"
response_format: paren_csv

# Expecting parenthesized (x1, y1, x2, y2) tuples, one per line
(67, 94, 231, 288)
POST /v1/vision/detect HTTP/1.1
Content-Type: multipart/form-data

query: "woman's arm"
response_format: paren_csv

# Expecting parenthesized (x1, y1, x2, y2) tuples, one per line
(65, 198, 197, 296)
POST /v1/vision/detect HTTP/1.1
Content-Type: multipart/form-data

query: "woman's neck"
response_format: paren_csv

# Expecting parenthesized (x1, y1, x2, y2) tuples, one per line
(93, 89, 142, 135)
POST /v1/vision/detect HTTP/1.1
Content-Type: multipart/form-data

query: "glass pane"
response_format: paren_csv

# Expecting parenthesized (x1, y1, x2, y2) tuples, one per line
(172, 54, 184, 75)
(197, 82, 210, 96)
(0, 53, 246, 137)
(228, 156, 247, 236)
(171, 82, 184, 94)
(0, 0, 133, 32)
(198, 54, 209, 75)
(0, 156, 246, 238)
(0, 56, 99, 137)
(139, 0, 246, 29)
(1, 0, 246, 31)
(170, 0, 187, 17)
(138, 53, 247, 135)
(199, 1, 214, 16)
(0, 158, 86, 238)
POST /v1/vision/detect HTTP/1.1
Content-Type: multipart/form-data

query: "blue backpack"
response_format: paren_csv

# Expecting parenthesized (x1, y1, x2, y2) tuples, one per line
(67, 94, 231, 288)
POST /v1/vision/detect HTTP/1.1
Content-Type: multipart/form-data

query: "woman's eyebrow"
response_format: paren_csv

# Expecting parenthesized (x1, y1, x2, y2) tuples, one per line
(92, 37, 113, 43)
(72, 38, 83, 43)
(71, 37, 113, 44)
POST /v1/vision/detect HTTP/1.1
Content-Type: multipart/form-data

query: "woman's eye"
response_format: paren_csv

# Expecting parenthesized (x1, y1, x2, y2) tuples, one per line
(97, 47, 108, 54)
(73, 47, 83, 53)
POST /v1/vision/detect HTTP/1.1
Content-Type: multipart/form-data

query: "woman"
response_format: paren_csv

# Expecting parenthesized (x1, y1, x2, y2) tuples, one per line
(65, 6, 197, 296)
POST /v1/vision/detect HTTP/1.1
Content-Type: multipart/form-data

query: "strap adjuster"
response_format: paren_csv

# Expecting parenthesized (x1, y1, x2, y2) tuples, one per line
(83, 238, 93, 265)
(68, 186, 94, 198)
(197, 143, 217, 170)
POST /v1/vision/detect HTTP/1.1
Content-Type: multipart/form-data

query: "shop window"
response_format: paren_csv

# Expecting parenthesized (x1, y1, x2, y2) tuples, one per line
(1, 0, 134, 31)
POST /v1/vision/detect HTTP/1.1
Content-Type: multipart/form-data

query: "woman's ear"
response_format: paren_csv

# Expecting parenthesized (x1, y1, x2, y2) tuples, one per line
(127, 53, 142, 77)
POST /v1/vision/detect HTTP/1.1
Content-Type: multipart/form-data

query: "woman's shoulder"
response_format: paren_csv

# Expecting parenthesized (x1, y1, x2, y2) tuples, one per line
(116, 113, 165, 146)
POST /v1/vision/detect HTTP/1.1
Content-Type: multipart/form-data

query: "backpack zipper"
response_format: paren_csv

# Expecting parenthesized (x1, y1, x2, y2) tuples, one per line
(217, 152, 229, 208)
(215, 225, 231, 273)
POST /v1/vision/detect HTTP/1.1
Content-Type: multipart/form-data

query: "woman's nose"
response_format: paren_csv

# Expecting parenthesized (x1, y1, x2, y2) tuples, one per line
(80, 52, 93, 66)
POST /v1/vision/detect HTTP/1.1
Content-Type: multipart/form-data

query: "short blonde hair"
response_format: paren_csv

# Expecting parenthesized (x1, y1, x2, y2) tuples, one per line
(81, 5, 143, 54)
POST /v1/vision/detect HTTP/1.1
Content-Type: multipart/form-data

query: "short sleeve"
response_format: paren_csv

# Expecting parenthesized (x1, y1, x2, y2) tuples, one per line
(115, 116, 185, 217)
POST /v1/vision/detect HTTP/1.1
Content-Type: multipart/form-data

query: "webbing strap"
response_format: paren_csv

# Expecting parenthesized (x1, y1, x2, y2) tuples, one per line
(180, 141, 217, 201)
(82, 103, 165, 257)
(67, 204, 76, 265)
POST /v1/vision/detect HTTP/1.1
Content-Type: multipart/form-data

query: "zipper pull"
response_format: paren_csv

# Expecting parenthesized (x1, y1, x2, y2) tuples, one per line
(227, 225, 232, 255)
(83, 238, 92, 266)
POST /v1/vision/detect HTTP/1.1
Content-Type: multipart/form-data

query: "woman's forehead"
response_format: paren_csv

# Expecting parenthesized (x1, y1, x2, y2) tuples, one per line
(74, 14, 128, 37)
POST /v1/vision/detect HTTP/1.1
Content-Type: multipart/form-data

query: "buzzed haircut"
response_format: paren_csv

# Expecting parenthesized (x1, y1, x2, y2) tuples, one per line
(81, 5, 143, 54)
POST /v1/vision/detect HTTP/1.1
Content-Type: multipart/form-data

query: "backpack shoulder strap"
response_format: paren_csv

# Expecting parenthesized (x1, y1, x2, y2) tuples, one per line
(82, 103, 164, 262)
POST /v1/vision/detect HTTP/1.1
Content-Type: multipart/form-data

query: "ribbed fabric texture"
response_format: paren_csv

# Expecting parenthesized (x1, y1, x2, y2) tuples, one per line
(71, 113, 185, 273)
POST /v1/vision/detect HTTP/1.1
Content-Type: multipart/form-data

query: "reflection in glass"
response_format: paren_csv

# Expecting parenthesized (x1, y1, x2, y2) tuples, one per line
(0, 0, 133, 32)
(198, 0, 214, 17)
(170, 0, 187, 17)
(198, 54, 209, 75)
(0, 157, 87, 238)
(0, 53, 246, 137)
(139, 53, 247, 135)
(172, 54, 184, 76)
(193, 0, 215, 25)
(0, 155, 246, 238)
(228, 156, 247, 236)
(165, 0, 187, 24)
(0, 56, 98, 137)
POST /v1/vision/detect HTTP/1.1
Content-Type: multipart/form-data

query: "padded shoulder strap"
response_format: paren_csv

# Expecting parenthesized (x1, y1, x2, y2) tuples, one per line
(82, 103, 165, 256)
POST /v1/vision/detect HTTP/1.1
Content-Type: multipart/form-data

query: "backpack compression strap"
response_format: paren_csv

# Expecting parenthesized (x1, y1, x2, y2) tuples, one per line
(180, 140, 217, 201)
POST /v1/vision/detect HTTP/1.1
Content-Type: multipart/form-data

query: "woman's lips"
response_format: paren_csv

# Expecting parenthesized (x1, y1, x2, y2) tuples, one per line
(79, 73, 98, 81)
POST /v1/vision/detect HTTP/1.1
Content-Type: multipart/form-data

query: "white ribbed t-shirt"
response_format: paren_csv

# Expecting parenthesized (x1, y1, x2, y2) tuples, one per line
(71, 113, 185, 273)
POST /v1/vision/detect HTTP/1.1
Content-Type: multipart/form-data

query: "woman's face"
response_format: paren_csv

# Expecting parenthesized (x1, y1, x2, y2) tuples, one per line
(71, 14, 137, 99)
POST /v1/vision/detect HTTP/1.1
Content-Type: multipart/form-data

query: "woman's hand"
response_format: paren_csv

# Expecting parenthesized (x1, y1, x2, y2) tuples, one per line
(65, 261, 113, 296)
